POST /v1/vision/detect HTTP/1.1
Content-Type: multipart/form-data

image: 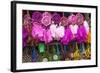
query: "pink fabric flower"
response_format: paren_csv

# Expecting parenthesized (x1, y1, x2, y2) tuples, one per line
(41, 12, 52, 26)
(41, 16, 51, 26)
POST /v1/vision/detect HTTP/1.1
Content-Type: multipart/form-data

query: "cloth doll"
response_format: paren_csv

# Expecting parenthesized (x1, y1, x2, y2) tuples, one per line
(62, 14, 78, 60)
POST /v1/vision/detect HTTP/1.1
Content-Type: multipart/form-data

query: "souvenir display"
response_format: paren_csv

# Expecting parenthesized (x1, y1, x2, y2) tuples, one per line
(11, 1, 97, 72)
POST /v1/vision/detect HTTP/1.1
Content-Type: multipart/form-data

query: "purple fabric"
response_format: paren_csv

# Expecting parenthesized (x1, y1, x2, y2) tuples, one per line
(76, 25, 87, 43)
(32, 12, 42, 22)
(52, 13, 61, 24)
(61, 27, 73, 45)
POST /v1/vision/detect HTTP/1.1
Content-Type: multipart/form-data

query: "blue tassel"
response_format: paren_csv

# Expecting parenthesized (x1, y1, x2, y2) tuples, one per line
(32, 47, 38, 62)
(64, 45, 67, 54)
(79, 43, 85, 53)
(56, 44, 60, 55)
